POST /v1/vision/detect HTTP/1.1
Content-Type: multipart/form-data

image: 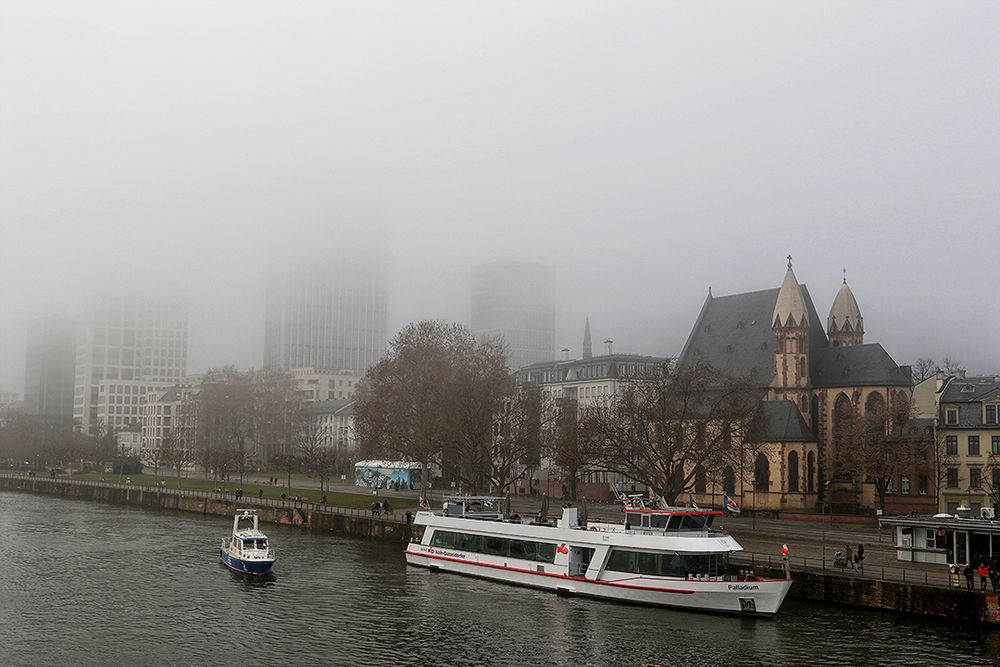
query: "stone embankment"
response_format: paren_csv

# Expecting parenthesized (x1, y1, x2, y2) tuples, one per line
(0, 475, 414, 544)
(4, 474, 999, 625)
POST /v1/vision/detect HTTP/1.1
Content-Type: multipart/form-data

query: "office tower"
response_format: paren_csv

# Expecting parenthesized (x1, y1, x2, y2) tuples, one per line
(471, 260, 555, 371)
(23, 315, 77, 419)
(264, 258, 388, 374)
(73, 294, 189, 433)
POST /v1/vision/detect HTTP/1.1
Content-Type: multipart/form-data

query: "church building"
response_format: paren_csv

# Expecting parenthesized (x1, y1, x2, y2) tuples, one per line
(679, 257, 917, 513)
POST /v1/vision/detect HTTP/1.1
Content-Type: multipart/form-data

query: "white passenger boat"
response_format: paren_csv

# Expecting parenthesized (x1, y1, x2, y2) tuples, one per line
(405, 496, 792, 616)
(219, 509, 276, 577)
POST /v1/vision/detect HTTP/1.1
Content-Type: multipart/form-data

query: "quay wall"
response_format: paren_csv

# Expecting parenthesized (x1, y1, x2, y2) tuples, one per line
(0, 476, 415, 545)
(3, 476, 997, 624)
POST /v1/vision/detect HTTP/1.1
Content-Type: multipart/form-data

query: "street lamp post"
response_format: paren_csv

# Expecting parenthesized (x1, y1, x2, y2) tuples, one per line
(821, 502, 831, 566)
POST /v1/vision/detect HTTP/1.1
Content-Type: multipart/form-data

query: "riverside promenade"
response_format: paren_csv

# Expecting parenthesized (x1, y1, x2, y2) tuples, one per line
(3, 472, 999, 625)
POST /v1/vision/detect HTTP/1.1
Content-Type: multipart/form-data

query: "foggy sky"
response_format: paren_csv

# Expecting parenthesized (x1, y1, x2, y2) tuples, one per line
(2, 1, 999, 393)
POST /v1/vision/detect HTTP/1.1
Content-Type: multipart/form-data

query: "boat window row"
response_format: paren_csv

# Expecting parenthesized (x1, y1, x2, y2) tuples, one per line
(430, 530, 557, 563)
(605, 549, 728, 577)
(625, 514, 713, 531)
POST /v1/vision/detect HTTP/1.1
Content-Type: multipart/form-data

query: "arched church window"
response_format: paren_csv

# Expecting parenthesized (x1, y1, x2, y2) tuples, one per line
(788, 450, 799, 492)
(754, 453, 770, 492)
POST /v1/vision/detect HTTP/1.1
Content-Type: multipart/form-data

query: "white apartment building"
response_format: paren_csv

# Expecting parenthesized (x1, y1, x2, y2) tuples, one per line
(302, 399, 356, 451)
(289, 367, 359, 403)
(96, 379, 174, 430)
(74, 294, 189, 433)
(141, 385, 200, 459)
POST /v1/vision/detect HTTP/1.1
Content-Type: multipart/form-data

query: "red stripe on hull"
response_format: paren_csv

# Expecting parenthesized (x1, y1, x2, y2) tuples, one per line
(404, 550, 695, 595)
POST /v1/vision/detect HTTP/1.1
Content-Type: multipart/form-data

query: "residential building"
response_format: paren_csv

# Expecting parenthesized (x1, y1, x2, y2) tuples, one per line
(679, 257, 919, 513)
(96, 379, 175, 431)
(141, 384, 200, 460)
(73, 294, 188, 433)
(263, 258, 388, 374)
(289, 367, 359, 403)
(301, 398, 356, 452)
(935, 375, 1000, 515)
(471, 261, 555, 371)
(23, 315, 76, 419)
(512, 325, 669, 500)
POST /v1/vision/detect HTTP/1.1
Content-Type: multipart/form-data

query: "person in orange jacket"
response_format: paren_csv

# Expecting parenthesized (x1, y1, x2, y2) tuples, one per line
(978, 562, 990, 592)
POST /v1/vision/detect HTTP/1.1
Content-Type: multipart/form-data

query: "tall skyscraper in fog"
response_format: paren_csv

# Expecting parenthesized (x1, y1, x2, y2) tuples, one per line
(471, 261, 555, 371)
(24, 315, 77, 419)
(264, 257, 388, 374)
(73, 294, 189, 433)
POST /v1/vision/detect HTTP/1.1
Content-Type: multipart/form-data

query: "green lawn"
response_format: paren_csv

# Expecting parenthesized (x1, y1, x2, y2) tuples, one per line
(63, 471, 411, 511)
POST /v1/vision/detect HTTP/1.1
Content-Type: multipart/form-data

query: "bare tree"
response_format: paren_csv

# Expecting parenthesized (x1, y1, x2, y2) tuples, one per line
(941, 356, 965, 376)
(584, 359, 763, 505)
(550, 397, 599, 500)
(271, 452, 301, 494)
(162, 431, 196, 488)
(294, 410, 334, 493)
(834, 392, 925, 513)
(355, 321, 478, 501)
(483, 386, 556, 494)
(911, 358, 937, 384)
(143, 435, 168, 481)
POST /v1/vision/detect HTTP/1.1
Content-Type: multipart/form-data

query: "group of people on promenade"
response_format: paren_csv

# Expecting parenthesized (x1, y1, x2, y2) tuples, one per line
(837, 543, 865, 571)
(371, 500, 392, 516)
(960, 558, 1000, 593)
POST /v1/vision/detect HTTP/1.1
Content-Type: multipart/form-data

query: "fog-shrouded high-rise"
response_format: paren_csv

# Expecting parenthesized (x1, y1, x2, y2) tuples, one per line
(264, 257, 388, 374)
(73, 294, 189, 433)
(24, 315, 77, 420)
(471, 260, 555, 371)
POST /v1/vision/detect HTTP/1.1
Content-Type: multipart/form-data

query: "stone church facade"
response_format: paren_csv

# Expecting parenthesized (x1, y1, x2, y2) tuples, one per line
(680, 257, 917, 513)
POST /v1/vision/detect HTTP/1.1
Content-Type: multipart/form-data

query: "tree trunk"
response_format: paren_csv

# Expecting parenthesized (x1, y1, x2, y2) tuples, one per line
(421, 460, 429, 502)
(286, 469, 292, 493)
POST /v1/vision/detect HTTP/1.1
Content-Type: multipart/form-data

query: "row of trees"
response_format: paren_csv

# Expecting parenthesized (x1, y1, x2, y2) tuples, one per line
(354, 320, 769, 504)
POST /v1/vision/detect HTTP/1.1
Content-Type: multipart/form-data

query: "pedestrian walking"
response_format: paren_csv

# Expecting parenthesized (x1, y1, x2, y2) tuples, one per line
(844, 545, 854, 571)
(978, 562, 990, 592)
(258, 488, 263, 499)
(321, 494, 328, 506)
(965, 563, 975, 591)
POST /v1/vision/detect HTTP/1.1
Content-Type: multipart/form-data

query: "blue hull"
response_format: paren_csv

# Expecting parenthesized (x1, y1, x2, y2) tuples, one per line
(219, 549, 275, 577)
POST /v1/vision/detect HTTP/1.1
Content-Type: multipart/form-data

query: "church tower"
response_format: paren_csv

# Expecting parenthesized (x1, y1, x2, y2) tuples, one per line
(582, 317, 593, 359)
(827, 271, 864, 347)
(772, 256, 810, 396)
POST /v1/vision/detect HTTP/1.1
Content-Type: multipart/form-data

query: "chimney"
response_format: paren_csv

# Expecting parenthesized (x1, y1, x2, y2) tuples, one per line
(604, 339, 613, 356)
(561, 348, 570, 361)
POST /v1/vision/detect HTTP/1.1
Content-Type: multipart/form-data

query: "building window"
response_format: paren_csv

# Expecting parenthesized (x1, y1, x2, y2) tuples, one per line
(971, 467, 982, 489)
(918, 475, 928, 495)
(994, 469, 1000, 493)
(969, 436, 981, 456)
(946, 468, 959, 488)
(946, 436, 958, 456)
(754, 453, 770, 491)
(945, 408, 958, 426)
(787, 451, 799, 492)
(993, 436, 1000, 456)
(986, 404, 999, 425)
(900, 476, 910, 495)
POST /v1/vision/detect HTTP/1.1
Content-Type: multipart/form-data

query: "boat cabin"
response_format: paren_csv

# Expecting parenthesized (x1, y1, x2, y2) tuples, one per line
(441, 496, 509, 521)
(623, 509, 719, 533)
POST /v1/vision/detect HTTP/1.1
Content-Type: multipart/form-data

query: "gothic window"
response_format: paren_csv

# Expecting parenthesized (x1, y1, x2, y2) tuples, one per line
(722, 466, 735, 495)
(788, 450, 799, 492)
(807, 451, 815, 493)
(865, 392, 886, 417)
(754, 453, 770, 492)
(695, 465, 707, 493)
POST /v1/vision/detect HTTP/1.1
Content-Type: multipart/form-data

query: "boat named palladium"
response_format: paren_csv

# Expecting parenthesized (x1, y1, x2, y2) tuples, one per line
(405, 496, 791, 616)
(219, 509, 276, 577)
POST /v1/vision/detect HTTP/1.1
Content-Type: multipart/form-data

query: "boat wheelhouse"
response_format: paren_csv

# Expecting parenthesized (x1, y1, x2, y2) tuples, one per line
(405, 496, 791, 616)
(219, 509, 277, 577)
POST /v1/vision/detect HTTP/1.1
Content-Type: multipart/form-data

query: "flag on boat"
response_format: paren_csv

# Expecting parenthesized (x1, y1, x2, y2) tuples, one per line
(418, 496, 429, 510)
(723, 493, 741, 515)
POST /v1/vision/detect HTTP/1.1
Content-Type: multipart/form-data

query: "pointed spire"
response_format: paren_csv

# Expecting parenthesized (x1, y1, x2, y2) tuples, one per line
(582, 317, 593, 359)
(772, 255, 808, 328)
(828, 270, 863, 344)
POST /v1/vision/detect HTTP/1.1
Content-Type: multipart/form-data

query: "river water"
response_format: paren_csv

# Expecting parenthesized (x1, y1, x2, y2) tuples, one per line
(1, 491, 997, 667)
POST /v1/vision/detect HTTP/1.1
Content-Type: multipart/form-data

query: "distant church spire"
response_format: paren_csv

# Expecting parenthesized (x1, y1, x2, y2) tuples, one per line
(582, 317, 593, 359)
(828, 269, 864, 347)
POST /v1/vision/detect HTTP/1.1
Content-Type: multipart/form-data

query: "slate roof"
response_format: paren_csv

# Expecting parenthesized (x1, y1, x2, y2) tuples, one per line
(677, 286, 827, 386)
(751, 400, 818, 442)
(940, 376, 1000, 404)
(810, 344, 912, 388)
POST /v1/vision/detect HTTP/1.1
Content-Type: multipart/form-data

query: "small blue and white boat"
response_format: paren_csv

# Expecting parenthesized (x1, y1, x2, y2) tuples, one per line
(219, 509, 276, 577)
